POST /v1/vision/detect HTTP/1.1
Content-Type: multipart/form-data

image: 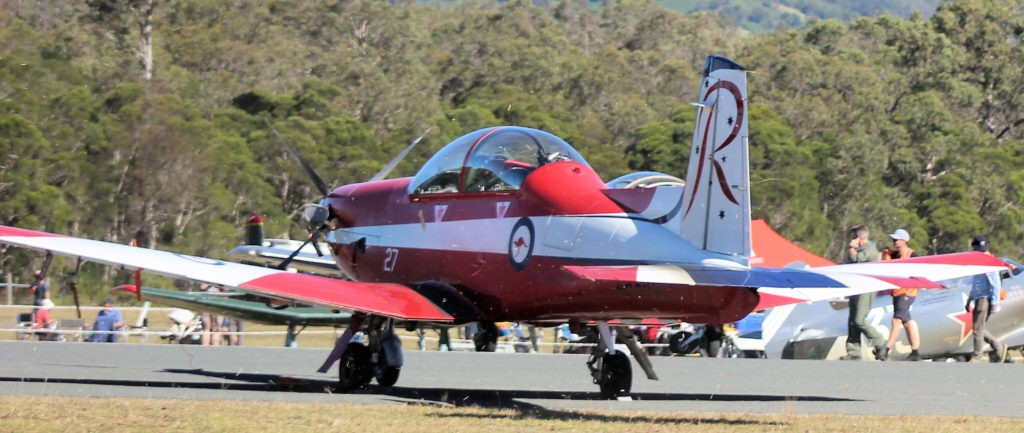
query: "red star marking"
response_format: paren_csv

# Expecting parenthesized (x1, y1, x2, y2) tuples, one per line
(947, 308, 974, 346)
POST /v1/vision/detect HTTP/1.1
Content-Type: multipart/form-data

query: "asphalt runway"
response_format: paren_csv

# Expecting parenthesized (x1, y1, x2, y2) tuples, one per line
(1, 341, 1021, 417)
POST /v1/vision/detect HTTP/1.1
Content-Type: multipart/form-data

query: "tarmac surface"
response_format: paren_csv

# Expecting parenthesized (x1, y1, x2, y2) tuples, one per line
(1, 340, 1022, 417)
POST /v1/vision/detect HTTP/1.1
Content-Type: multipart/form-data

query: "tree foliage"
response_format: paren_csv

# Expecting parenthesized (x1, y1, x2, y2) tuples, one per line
(1, 0, 1022, 303)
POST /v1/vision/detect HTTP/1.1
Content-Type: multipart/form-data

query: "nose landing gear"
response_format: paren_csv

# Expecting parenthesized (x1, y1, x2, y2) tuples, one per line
(587, 321, 659, 399)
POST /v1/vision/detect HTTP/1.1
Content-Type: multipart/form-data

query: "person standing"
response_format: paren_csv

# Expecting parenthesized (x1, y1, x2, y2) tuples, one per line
(878, 229, 921, 361)
(966, 235, 1008, 363)
(843, 225, 886, 360)
(29, 269, 50, 310)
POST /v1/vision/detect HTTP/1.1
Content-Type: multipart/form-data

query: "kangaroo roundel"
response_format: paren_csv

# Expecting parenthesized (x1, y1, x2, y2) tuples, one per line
(508, 217, 535, 271)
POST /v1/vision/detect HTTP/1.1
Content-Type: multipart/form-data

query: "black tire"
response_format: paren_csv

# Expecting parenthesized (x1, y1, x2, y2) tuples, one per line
(338, 343, 372, 392)
(474, 322, 498, 352)
(376, 366, 400, 387)
(598, 352, 632, 399)
(668, 331, 696, 355)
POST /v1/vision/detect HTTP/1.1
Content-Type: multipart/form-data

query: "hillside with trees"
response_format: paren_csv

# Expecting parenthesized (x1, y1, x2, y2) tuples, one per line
(654, 0, 945, 32)
(1, 0, 1022, 303)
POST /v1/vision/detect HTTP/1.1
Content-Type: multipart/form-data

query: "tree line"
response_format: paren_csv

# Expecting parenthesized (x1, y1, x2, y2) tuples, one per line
(1, 0, 1022, 303)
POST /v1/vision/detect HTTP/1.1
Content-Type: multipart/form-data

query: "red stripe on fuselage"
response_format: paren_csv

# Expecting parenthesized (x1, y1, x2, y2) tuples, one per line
(753, 292, 803, 310)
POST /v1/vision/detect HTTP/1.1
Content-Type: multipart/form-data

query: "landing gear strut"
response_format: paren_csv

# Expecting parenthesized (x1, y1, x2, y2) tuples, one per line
(322, 316, 404, 392)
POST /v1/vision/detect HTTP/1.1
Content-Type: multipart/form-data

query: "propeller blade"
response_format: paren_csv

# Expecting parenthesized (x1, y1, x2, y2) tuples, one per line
(264, 118, 331, 198)
(275, 223, 327, 270)
(368, 127, 432, 182)
(275, 235, 314, 271)
(311, 234, 325, 257)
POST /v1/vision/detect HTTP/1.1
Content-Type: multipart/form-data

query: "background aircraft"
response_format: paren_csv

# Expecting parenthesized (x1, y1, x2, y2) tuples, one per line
(0, 55, 1010, 398)
(758, 258, 1024, 361)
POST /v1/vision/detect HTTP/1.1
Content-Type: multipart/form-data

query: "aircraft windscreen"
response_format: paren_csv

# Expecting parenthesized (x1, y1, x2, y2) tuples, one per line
(410, 127, 588, 195)
(409, 129, 488, 195)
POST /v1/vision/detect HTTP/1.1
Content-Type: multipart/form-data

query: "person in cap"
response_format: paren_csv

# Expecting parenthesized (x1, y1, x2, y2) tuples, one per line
(29, 269, 51, 312)
(966, 235, 1008, 362)
(878, 228, 920, 361)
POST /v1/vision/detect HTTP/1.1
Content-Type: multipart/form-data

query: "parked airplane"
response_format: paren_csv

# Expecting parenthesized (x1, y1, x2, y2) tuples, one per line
(758, 257, 1024, 361)
(0, 56, 1011, 398)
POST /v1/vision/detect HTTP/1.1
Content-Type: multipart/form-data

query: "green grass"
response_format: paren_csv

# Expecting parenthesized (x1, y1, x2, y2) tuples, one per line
(0, 396, 1017, 432)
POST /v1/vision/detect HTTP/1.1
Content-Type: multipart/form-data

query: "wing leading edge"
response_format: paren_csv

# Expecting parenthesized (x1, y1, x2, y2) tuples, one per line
(0, 225, 453, 322)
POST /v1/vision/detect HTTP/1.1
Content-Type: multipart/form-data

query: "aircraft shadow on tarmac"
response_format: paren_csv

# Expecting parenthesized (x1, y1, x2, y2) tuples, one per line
(1, 367, 860, 413)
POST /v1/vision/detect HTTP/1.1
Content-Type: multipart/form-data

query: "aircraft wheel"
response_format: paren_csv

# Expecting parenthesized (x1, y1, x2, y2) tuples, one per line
(338, 343, 373, 392)
(474, 322, 498, 352)
(598, 351, 632, 399)
(376, 366, 401, 387)
(667, 332, 692, 355)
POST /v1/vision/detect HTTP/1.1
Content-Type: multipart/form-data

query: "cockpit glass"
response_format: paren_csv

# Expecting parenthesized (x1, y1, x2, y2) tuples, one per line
(408, 129, 487, 195)
(409, 127, 588, 195)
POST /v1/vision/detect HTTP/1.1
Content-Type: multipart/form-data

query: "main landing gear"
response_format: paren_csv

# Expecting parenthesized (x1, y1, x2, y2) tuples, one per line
(326, 316, 404, 392)
(473, 321, 499, 352)
(586, 321, 659, 399)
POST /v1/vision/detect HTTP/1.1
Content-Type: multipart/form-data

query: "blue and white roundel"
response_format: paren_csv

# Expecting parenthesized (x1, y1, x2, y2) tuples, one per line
(508, 218, 534, 271)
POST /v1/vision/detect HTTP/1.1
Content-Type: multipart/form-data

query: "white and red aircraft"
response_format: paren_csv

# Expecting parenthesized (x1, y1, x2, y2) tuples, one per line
(0, 56, 1011, 398)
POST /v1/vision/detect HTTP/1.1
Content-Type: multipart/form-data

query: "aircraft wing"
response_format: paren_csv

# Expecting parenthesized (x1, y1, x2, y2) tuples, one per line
(563, 251, 1012, 310)
(113, 285, 353, 326)
(0, 225, 453, 322)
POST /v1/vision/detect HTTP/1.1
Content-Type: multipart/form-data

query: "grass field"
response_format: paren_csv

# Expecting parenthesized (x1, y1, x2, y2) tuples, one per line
(0, 396, 1018, 432)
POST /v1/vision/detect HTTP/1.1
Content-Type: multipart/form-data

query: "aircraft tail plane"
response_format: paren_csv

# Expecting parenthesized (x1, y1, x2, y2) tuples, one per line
(679, 55, 751, 261)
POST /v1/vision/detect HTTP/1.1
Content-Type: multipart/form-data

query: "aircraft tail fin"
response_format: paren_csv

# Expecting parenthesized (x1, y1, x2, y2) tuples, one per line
(679, 55, 750, 261)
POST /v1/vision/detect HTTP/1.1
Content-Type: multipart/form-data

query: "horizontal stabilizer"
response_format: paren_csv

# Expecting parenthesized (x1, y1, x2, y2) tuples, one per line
(563, 252, 1011, 310)
(563, 264, 847, 289)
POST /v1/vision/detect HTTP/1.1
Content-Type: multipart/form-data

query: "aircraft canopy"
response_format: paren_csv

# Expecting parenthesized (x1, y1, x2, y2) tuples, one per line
(409, 126, 588, 195)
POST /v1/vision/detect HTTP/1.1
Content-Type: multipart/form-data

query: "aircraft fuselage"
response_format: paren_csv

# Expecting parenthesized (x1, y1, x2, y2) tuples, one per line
(323, 161, 758, 323)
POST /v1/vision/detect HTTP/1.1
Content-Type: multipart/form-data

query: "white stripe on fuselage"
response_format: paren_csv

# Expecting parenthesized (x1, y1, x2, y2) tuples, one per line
(332, 214, 740, 265)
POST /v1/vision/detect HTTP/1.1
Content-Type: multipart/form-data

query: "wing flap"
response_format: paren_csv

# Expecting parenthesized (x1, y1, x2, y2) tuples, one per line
(0, 225, 453, 321)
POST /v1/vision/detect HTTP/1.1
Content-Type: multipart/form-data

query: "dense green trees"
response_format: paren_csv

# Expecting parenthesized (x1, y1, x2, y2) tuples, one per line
(1, 0, 1022, 304)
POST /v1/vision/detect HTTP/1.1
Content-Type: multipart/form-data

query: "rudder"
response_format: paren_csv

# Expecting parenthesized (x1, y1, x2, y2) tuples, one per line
(679, 55, 751, 261)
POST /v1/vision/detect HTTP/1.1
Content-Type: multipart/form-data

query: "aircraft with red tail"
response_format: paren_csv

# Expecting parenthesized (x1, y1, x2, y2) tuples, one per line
(0, 55, 1011, 398)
